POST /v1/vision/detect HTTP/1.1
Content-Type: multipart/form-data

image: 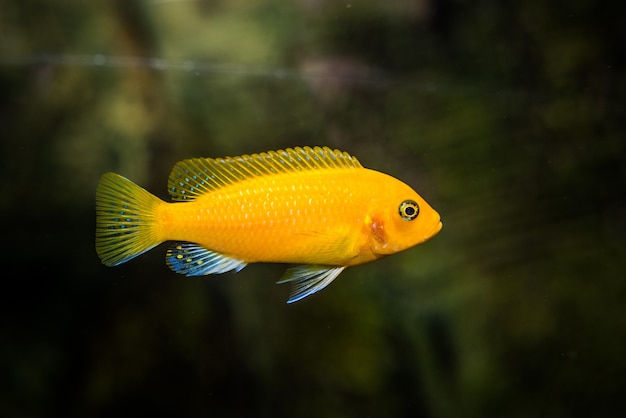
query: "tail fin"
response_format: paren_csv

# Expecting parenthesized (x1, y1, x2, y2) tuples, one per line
(96, 172, 164, 266)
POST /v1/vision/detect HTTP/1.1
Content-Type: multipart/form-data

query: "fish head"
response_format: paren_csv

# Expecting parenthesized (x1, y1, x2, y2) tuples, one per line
(366, 182, 442, 256)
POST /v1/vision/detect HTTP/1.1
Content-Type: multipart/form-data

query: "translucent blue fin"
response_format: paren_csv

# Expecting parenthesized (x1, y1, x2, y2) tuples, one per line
(277, 265, 346, 303)
(166, 243, 247, 276)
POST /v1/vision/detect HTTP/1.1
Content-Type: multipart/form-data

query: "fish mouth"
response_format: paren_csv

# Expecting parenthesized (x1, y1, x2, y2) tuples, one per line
(423, 219, 442, 241)
(419, 221, 443, 244)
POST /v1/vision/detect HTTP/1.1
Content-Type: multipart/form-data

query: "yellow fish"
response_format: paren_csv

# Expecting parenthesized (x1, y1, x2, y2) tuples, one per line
(96, 146, 442, 303)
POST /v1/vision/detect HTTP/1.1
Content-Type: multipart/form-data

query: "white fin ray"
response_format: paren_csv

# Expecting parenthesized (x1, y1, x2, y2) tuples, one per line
(277, 264, 347, 303)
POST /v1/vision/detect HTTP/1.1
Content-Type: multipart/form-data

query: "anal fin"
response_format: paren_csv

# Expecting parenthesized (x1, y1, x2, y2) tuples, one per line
(166, 242, 247, 276)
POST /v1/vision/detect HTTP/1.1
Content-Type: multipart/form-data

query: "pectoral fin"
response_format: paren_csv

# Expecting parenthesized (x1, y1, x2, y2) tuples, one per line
(277, 264, 346, 303)
(166, 242, 247, 276)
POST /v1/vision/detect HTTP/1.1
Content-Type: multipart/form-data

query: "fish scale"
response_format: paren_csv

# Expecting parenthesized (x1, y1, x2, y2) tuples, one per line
(96, 146, 441, 303)
(160, 170, 360, 264)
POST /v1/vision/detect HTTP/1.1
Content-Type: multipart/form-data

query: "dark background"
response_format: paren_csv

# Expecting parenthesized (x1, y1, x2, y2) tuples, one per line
(1, 1, 625, 417)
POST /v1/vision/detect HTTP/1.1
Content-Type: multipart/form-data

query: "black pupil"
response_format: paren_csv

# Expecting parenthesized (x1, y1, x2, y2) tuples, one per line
(405, 206, 415, 216)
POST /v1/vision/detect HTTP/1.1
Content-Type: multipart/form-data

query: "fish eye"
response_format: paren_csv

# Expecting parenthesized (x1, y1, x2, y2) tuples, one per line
(399, 200, 419, 221)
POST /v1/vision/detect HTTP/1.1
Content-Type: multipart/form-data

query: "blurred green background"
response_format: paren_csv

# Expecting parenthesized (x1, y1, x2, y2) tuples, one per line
(1, 1, 625, 417)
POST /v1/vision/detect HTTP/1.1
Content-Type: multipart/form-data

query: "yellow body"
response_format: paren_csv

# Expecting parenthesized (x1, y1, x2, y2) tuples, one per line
(157, 168, 439, 266)
(96, 146, 441, 302)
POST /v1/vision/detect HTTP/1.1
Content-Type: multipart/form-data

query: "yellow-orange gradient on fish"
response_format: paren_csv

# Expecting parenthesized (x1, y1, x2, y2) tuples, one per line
(95, 146, 442, 302)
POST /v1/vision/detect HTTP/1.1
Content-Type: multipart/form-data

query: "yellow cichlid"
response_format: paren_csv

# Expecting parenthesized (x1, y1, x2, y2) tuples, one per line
(95, 146, 442, 303)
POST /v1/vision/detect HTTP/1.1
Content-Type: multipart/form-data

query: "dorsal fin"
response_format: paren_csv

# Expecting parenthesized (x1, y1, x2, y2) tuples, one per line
(167, 146, 363, 201)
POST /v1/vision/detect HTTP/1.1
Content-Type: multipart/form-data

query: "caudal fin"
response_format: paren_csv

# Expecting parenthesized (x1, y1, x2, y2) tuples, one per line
(96, 172, 164, 266)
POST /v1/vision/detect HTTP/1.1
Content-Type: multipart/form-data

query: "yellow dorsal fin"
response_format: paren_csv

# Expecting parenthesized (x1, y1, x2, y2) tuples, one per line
(167, 146, 363, 201)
